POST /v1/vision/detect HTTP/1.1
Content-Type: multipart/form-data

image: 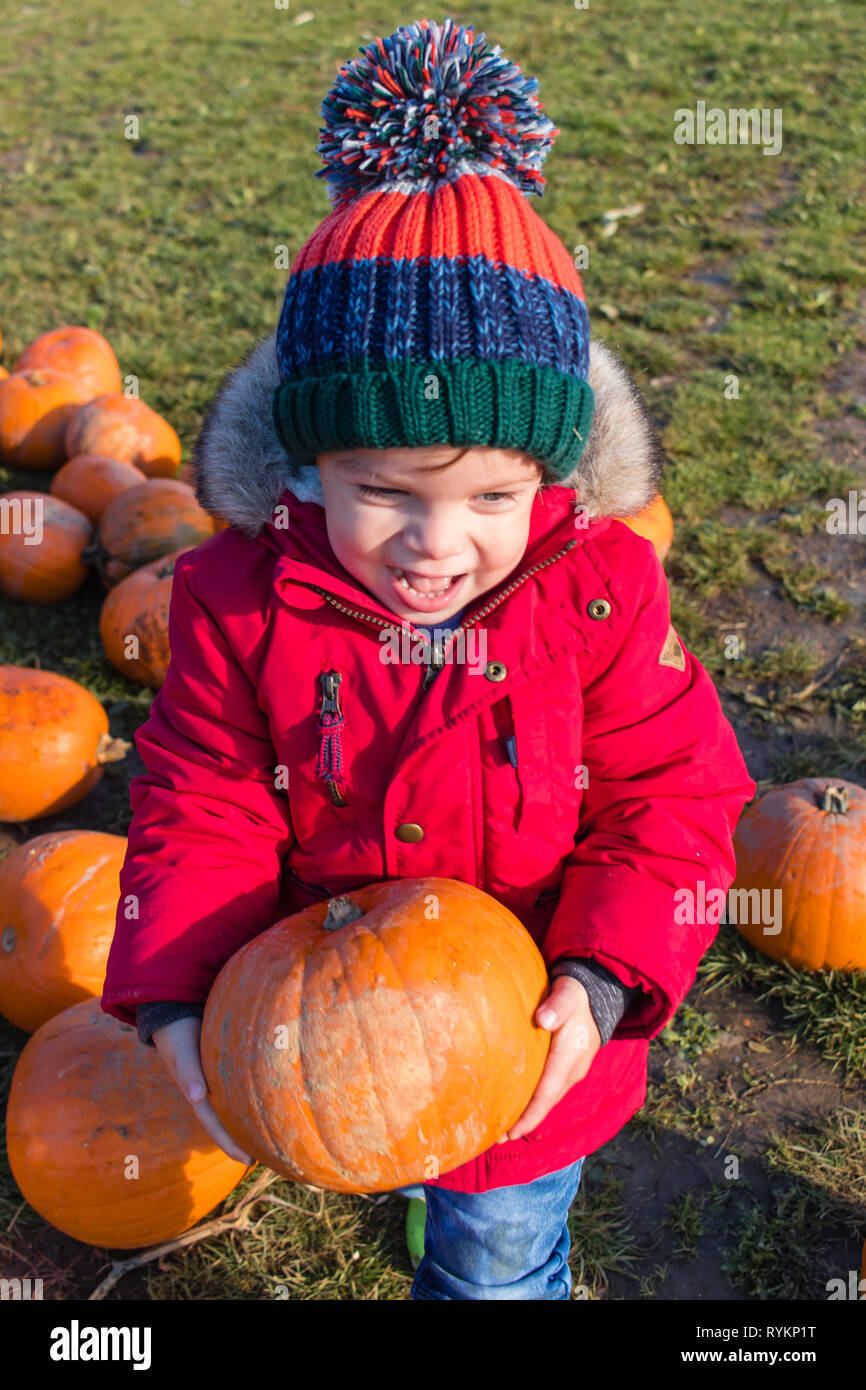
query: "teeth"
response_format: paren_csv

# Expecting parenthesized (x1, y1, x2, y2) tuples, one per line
(392, 568, 454, 597)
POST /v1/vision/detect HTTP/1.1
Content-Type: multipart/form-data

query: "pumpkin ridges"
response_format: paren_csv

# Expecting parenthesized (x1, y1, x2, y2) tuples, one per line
(6, 997, 247, 1248)
(64, 394, 181, 479)
(83, 479, 215, 586)
(731, 777, 866, 970)
(50, 453, 147, 523)
(0, 830, 127, 1032)
(13, 326, 122, 399)
(0, 490, 93, 602)
(201, 878, 550, 1192)
(0, 368, 93, 470)
(0, 666, 127, 821)
(99, 548, 183, 689)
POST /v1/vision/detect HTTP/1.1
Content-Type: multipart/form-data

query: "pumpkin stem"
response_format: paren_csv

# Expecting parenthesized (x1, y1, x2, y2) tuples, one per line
(81, 540, 107, 571)
(821, 784, 850, 814)
(322, 896, 365, 932)
(95, 732, 132, 764)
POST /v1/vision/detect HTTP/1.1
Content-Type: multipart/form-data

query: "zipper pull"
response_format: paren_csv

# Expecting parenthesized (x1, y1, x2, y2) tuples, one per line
(316, 670, 349, 806)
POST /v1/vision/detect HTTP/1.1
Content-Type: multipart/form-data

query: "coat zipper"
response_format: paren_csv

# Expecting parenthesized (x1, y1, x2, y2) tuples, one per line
(298, 535, 583, 691)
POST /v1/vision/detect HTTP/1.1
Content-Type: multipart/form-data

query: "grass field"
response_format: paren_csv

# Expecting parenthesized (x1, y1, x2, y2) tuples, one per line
(1, 0, 865, 1299)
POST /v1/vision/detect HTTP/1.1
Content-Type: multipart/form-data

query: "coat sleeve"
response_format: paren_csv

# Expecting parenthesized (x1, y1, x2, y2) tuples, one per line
(541, 537, 757, 1041)
(101, 550, 294, 1027)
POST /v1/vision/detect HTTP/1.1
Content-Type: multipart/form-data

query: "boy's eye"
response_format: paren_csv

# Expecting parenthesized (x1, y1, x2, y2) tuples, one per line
(355, 484, 517, 503)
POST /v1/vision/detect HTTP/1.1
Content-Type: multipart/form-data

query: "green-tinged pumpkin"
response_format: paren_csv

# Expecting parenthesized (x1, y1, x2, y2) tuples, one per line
(99, 548, 184, 688)
(82, 479, 216, 586)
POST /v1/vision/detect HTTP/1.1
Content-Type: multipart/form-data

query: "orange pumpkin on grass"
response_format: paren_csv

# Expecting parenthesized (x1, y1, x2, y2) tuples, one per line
(0, 368, 93, 470)
(0, 365, 8, 382)
(82, 478, 216, 586)
(0, 666, 129, 821)
(6, 997, 249, 1249)
(730, 778, 866, 970)
(615, 493, 674, 562)
(100, 547, 184, 688)
(200, 878, 552, 1193)
(13, 326, 122, 399)
(65, 393, 181, 478)
(0, 490, 92, 602)
(0, 830, 127, 1032)
(50, 453, 147, 524)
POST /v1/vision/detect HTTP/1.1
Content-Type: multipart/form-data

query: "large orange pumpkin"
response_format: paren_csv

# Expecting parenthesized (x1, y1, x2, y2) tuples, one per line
(82, 479, 215, 586)
(200, 877, 552, 1193)
(6, 997, 249, 1249)
(13, 326, 122, 399)
(0, 830, 127, 1032)
(615, 493, 674, 562)
(100, 547, 184, 688)
(0, 490, 92, 602)
(65, 394, 181, 479)
(0, 666, 129, 821)
(0, 368, 93, 470)
(50, 453, 147, 524)
(730, 778, 866, 970)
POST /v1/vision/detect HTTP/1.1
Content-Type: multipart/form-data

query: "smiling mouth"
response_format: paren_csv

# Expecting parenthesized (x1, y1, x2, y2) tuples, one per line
(389, 566, 464, 598)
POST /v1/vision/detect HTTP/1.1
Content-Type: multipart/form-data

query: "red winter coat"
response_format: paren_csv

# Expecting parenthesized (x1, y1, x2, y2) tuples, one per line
(101, 332, 757, 1193)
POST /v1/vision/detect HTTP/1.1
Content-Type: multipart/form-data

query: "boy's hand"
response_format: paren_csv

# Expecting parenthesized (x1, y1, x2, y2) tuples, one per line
(495, 976, 601, 1144)
(151, 1015, 254, 1167)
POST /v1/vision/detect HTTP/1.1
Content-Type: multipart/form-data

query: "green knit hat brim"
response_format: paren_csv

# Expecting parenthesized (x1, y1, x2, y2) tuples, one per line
(272, 359, 594, 479)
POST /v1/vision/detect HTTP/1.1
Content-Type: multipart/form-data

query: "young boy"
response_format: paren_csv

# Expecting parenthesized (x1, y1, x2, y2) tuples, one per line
(101, 17, 756, 1300)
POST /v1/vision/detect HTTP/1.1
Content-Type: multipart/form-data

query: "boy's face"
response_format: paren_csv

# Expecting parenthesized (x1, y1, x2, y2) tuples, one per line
(316, 445, 543, 622)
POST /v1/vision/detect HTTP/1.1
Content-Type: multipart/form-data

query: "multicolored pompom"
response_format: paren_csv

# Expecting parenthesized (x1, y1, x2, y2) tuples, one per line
(315, 16, 560, 207)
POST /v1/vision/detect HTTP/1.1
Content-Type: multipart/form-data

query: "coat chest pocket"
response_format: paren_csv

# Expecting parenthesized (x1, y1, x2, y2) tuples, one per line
(506, 676, 585, 841)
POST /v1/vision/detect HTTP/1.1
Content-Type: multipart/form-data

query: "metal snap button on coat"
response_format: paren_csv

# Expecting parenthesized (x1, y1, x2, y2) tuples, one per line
(484, 662, 508, 681)
(395, 823, 424, 842)
(587, 598, 612, 620)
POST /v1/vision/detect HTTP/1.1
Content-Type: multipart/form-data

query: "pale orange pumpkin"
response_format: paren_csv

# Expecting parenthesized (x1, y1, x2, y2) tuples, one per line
(730, 778, 866, 970)
(0, 490, 92, 602)
(50, 453, 147, 524)
(99, 547, 184, 688)
(65, 394, 181, 478)
(6, 997, 249, 1248)
(13, 326, 122, 399)
(0, 368, 93, 470)
(82, 479, 216, 586)
(616, 493, 674, 562)
(0, 830, 127, 1032)
(0, 666, 129, 821)
(201, 877, 552, 1193)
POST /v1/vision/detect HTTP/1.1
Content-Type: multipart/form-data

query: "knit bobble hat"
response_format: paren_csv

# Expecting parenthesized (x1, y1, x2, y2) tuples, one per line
(272, 16, 594, 483)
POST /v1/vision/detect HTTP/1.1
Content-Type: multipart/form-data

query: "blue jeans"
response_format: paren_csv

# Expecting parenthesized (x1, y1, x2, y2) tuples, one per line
(397, 1157, 585, 1300)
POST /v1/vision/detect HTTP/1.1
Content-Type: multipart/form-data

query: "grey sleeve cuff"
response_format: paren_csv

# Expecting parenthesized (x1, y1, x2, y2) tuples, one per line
(547, 957, 641, 1047)
(136, 1000, 205, 1048)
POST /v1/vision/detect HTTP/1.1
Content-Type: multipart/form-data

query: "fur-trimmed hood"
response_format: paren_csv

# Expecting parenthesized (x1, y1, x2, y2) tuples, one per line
(190, 330, 665, 540)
